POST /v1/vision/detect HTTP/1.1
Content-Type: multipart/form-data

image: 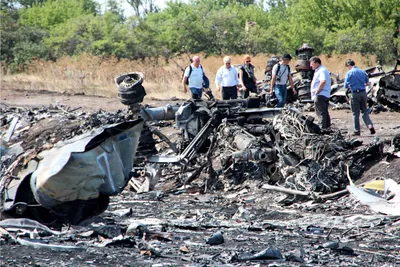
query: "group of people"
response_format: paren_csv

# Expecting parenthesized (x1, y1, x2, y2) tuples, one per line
(182, 54, 375, 136)
(308, 56, 375, 136)
(182, 55, 258, 101)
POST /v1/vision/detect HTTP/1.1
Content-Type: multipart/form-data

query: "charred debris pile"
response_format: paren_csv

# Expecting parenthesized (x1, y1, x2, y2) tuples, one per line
(1, 73, 400, 266)
(1, 72, 399, 227)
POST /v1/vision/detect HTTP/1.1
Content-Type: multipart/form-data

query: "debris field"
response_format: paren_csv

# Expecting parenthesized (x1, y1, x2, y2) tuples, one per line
(1, 76, 400, 266)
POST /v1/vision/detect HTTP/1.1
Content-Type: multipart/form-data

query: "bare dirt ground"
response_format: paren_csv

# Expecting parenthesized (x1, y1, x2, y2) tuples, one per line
(0, 88, 128, 111)
(1, 88, 400, 267)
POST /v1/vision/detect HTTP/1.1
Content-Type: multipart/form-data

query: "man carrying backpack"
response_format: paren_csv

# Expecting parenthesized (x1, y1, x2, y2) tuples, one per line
(270, 54, 295, 107)
(182, 55, 206, 99)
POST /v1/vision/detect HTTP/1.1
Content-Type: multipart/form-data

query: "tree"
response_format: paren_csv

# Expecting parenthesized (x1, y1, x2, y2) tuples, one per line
(19, 0, 99, 30)
(126, 0, 158, 17)
(106, 0, 125, 21)
(0, 7, 20, 64)
(0, 6, 49, 72)
(6, 0, 45, 8)
(3, 0, 400, 69)
(192, 0, 256, 8)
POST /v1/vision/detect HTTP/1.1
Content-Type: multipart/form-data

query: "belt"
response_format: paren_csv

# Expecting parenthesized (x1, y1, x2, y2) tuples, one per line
(352, 89, 365, 93)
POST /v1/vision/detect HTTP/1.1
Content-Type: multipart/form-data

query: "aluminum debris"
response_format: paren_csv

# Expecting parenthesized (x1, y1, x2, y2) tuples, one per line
(347, 179, 400, 216)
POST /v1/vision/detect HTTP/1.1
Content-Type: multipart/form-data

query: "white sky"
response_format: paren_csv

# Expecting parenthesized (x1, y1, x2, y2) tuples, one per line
(96, 0, 174, 17)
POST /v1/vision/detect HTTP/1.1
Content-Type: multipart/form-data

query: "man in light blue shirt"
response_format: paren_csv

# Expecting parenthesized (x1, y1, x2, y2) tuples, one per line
(344, 59, 375, 136)
(182, 56, 205, 99)
(310, 56, 331, 129)
(215, 56, 240, 100)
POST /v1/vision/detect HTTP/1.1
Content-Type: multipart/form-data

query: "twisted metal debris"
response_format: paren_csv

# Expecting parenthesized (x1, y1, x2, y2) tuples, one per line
(1, 72, 399, 226)
(1, 74, 400, 266)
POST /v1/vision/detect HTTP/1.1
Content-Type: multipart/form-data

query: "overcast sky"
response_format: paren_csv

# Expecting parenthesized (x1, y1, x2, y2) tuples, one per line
(96, 0, 172, 17)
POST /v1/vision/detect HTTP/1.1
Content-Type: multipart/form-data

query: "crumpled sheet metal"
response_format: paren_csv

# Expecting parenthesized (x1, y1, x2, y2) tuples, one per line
(347, 179, 400, 216)
(30, 120, 143, 208)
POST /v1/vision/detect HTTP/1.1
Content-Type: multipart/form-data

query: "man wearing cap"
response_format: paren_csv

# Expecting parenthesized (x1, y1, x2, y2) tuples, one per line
(270, 54, 295, 108)
(215, 56, 240, 100)
(310, 56, 331, 130)
(344, 59, 375, 136)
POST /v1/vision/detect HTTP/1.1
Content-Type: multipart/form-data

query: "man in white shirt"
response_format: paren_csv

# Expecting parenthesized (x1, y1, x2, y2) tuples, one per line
(215, 56, 240, 100)
(310, 56, 332, 130)
(182, 56, 205, 99)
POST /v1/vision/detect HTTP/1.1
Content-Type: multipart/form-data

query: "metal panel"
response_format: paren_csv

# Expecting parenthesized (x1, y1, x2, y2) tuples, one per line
(30, 120, 144, 208)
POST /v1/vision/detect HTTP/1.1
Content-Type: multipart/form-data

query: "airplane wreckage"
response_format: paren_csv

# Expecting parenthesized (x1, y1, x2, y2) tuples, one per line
(1, 61, 400, 266)
(1, 67, 400, 228)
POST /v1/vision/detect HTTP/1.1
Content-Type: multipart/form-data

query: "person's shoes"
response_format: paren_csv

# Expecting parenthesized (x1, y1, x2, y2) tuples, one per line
(352, 131, 360, 136)
(369, 127, 376, 134)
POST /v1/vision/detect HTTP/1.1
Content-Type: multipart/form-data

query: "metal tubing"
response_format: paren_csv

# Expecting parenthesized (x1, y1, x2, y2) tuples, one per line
(140, 105, 180, 122)
(232, 148, 277, 162)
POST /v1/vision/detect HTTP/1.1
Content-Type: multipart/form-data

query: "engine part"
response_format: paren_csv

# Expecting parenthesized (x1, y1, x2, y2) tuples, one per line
(116, 72, 146, 106)
(232, 148, 277, 162)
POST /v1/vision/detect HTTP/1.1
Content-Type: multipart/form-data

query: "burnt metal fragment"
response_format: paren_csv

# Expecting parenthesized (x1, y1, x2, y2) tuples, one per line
(206, 231, 224, 245)
(2, 120, 144, 225)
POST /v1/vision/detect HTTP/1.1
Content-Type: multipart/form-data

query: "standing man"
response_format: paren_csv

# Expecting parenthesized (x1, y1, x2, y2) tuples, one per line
(270, 54, 295, 107)
(310, 56, 331, 130)
(215, 56, 240, 100)
(344, 59, 375, 136)
(182, 55, 205, 99)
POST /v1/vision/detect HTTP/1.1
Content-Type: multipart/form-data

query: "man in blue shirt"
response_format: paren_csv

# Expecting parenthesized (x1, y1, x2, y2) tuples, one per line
(310, 56, 331, 130)
(344, 59, 375, 136)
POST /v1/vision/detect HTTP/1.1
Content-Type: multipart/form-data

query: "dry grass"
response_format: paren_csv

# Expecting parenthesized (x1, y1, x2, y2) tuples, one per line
(0, 53, 377, 100)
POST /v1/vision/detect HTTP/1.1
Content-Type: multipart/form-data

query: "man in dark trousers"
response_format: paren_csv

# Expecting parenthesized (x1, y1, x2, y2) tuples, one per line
(215, 56, 240, 100)
(344, 59, 375, 136)
(310, 56, 331, 130)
